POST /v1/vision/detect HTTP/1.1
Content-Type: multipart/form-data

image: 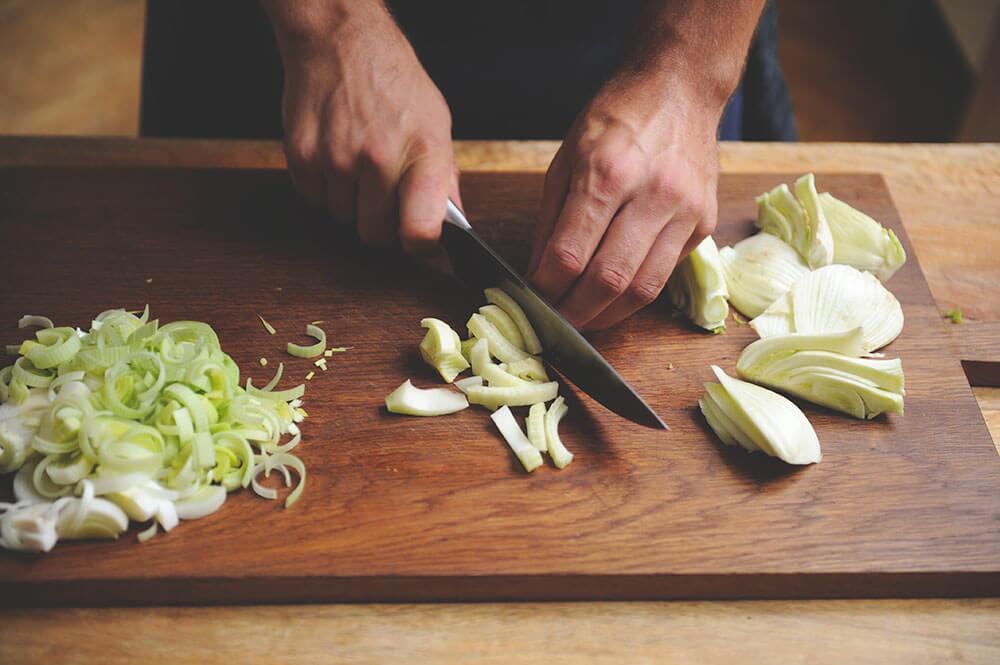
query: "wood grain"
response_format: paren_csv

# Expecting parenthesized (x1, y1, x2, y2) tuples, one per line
(1, 166, 997, 605)
(3, 599, 1000, 665)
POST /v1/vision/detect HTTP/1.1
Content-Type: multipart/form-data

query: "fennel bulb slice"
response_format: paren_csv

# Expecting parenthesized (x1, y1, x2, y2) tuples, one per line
(699, 365, 821, 465)
(419, 318, 469, 383)
(750, 264, 904, 352)
(737, 328, 904, 419)
(667, 235, 729, 332)
(756, 174, 834, 269)
(719, 233, 810, 318)
(819, 192, 906, 282)
(384, 380, 469, 416)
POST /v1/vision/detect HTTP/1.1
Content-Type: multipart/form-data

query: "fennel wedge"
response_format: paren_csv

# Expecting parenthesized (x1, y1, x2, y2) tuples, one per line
(666, 235, 729, 332)
(719, 233, 810, 318)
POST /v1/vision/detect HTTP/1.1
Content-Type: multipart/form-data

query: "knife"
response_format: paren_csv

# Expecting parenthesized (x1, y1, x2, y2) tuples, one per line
(439, 200, 667, 430)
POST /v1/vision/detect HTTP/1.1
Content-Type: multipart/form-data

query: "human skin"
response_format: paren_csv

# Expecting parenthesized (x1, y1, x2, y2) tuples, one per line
(263, 0, 763, 329)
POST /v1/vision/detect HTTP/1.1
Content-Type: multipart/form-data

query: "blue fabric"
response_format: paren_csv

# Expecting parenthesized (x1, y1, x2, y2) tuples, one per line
(719, 87, 744, 140)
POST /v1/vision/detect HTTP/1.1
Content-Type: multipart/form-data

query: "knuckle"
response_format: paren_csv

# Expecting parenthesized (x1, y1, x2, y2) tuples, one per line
(592, 262, 632, 297)
(627, 278, 663, 307)
(322, 142, 354, 175)
(583, 150, 636, 195)
(285, 134, 319, 169)
(360, 140, 396, 171)
(549, 244, 587, 279)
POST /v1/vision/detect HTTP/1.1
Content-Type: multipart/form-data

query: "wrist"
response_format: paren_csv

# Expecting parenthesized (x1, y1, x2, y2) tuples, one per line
(262, 0, 393, 62)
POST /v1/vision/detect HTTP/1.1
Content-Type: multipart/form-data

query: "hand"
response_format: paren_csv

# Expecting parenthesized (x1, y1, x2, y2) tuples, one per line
(528, 75, 722, 330)
(266, 1, 460, 255)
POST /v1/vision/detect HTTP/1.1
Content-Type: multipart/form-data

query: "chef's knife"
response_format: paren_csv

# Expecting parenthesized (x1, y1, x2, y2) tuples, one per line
(439, 200, 667, 430)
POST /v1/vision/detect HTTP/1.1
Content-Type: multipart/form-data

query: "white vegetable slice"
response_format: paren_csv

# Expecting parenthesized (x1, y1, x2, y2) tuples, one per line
(526, 402, 547, 451)
(756, 175, 834, 269)
(699, 365, 821, 465)
(490, 405, 543, 472)
(1, 501, 60, 552)
(466, 381, 559, 410)
(484, 287, 543, 355)
(719, 233, 810, 318)
(469, 338, 530, 388)
(504, 356, 549, 382)
(666, 235, 729, 332)
(793, 174, 835, 268)
(544, 397, 573, 469)
(454, 375, 484, 394)
(174, 484, 227, 520)
(819, 192, 907, 282)
(736, 328, 904, 419)
(751, 264, 904, 352)
(419, 318, 469, 383)
(467, 313, 529, 364)
(56, 496, 130, 540)
(384, 379, 469, 416)
(478, 305, 525, 351)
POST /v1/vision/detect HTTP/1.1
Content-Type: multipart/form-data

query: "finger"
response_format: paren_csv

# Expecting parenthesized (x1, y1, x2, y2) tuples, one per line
(527, 146, 569, 276)
(355, 156, 398, 248)
(284, 123, 327, 209)
(557, 198, 673, 328)
(530, 160, 634, 303)
(398, 149, 452, 255)
(449, 162, 464, 212)
(584, 213, 699, 331)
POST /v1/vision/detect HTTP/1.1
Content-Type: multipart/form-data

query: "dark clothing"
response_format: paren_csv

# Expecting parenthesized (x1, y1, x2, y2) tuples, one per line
(140, 1, 795, 141)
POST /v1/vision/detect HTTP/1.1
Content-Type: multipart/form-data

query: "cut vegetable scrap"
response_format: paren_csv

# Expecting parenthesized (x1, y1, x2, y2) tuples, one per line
(504, 356, 549, 382)
(526, 403, 547, 451)
(483, 287, 543, 355)
(260, 358, 268, 367)
(0, 307, 312, 553)
(699, 365, 821, 465)
(666, 235, 729, 332)
(258, 315, 277, 335)
(756, 174, 834, 269)
(490, 406, 543, 472)
(750, 264, 904, 352)
(467, 313, 530, 364)
(478, 305, 525, 351)
(384, 379, 469, 416)
(943, 308, 963, 325)
(469, 338, 530, 388)
(737, 328, 904, 419)
(544, 397, 573, 468)
(305, 371, 315, 381)
(466, 381, 559, 410)
(314, 358, 328, 371)
(819, 192, 906, 282)
(419, 318, 469, 383)
(287, 324, 327, 359)
(719, 233, 810, 318)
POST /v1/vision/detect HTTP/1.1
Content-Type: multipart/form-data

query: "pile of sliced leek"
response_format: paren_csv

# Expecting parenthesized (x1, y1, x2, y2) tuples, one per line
(385, 287, 572, 472)
(1, 307, 312, 552)
(669, 174, 909, 465)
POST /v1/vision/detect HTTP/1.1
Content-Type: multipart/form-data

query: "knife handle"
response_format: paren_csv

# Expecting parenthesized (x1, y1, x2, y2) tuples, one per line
(443, 199, 472, 230)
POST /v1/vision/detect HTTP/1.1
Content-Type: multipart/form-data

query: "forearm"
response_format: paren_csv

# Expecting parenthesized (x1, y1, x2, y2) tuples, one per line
(617, 0, 766, 117)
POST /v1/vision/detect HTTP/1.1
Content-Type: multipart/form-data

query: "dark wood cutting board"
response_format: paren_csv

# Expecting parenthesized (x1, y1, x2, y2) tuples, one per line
(1, 167, 998, 606)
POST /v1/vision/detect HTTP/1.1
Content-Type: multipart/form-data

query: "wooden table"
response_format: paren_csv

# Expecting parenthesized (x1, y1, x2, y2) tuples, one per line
(1, 137, 998, 664)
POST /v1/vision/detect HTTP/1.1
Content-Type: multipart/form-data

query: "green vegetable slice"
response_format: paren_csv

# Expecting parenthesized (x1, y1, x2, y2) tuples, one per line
(478, 305, 525, 350)
(469, 338, 530, 388)
(467, 313, 529, 364)
(490, 405, 543, 472)
(666, 235, 729, 332)
(504, 356, 549, 382)
(466, 381, 559, 410)
(419, 318, 469, 383)
(286, 324, 327, 359)
(484, 288, 543, 355)
(544, 397, 573, 469)
(526, 403, 547, 451)
(819, 192, 906, 282)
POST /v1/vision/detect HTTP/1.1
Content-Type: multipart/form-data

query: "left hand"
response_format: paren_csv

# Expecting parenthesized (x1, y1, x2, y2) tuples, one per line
(527, 74, 722, 330)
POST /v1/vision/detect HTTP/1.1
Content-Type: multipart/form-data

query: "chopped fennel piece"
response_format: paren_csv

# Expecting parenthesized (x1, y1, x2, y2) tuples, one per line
(504, 356, 549, 382)
(454, 375, 484, 394)
(526, 403, 547, 451)
(467, 313, 530, 364)
(490, 406, 543, 472)
(484, 287, 543, 355)
(544, 397, 573, 469)
(750, 264, 904, 352)
(137, 523, 157, 543)
(314, 358, 328, 371)
(819, 192, 906, 282)
(260, 358, 268, 367)
(466, 381, 559, 410)
(736, 328, 904, 419)
(419, 318, 469, 383)
(469, 338, 530, 388)
(478, 305, 525, 351)
(943, 308, 963, 325)
(18, 315, 55, 330)
(287, 323, 327, 358)
(699, 365, 821, 465)
(305, 371, 315, 381)
(385, 379, 469, 416)
(756, 175, 834, 269)
(258, 315, 277, 335)
(719, 233, 810, 318)
(460, 338, 477, 363)
(666, 235, 729, 332)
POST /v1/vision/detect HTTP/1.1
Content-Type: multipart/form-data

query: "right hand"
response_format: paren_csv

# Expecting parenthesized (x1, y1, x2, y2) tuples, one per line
(266, 1, 461, 255)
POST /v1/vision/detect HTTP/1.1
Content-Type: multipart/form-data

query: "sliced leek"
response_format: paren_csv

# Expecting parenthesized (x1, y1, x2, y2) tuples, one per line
(384, 379, 469, 416)
(719, 233, 810, 318)
(286, 324, 327, 359)
(750, 264, 904, 352)
(736, 328, 904, 419)
(819, 192, 906, 282)
(484, 287, 543, 355)
(419, 318, 470, 383)
(666, 235, 729, 332)
(490, 405, 543, 472)
(700, 365, 821, 465)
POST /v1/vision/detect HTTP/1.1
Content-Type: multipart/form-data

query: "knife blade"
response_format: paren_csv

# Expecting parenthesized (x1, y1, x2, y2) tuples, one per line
(439, 200, 667, 430)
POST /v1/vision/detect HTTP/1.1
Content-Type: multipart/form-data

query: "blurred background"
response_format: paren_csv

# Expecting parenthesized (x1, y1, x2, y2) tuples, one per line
(1, 0, 998, 141)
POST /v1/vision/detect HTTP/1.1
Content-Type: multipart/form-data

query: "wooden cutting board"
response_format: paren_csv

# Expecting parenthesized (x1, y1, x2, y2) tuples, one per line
(1, 167, 998, 606)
